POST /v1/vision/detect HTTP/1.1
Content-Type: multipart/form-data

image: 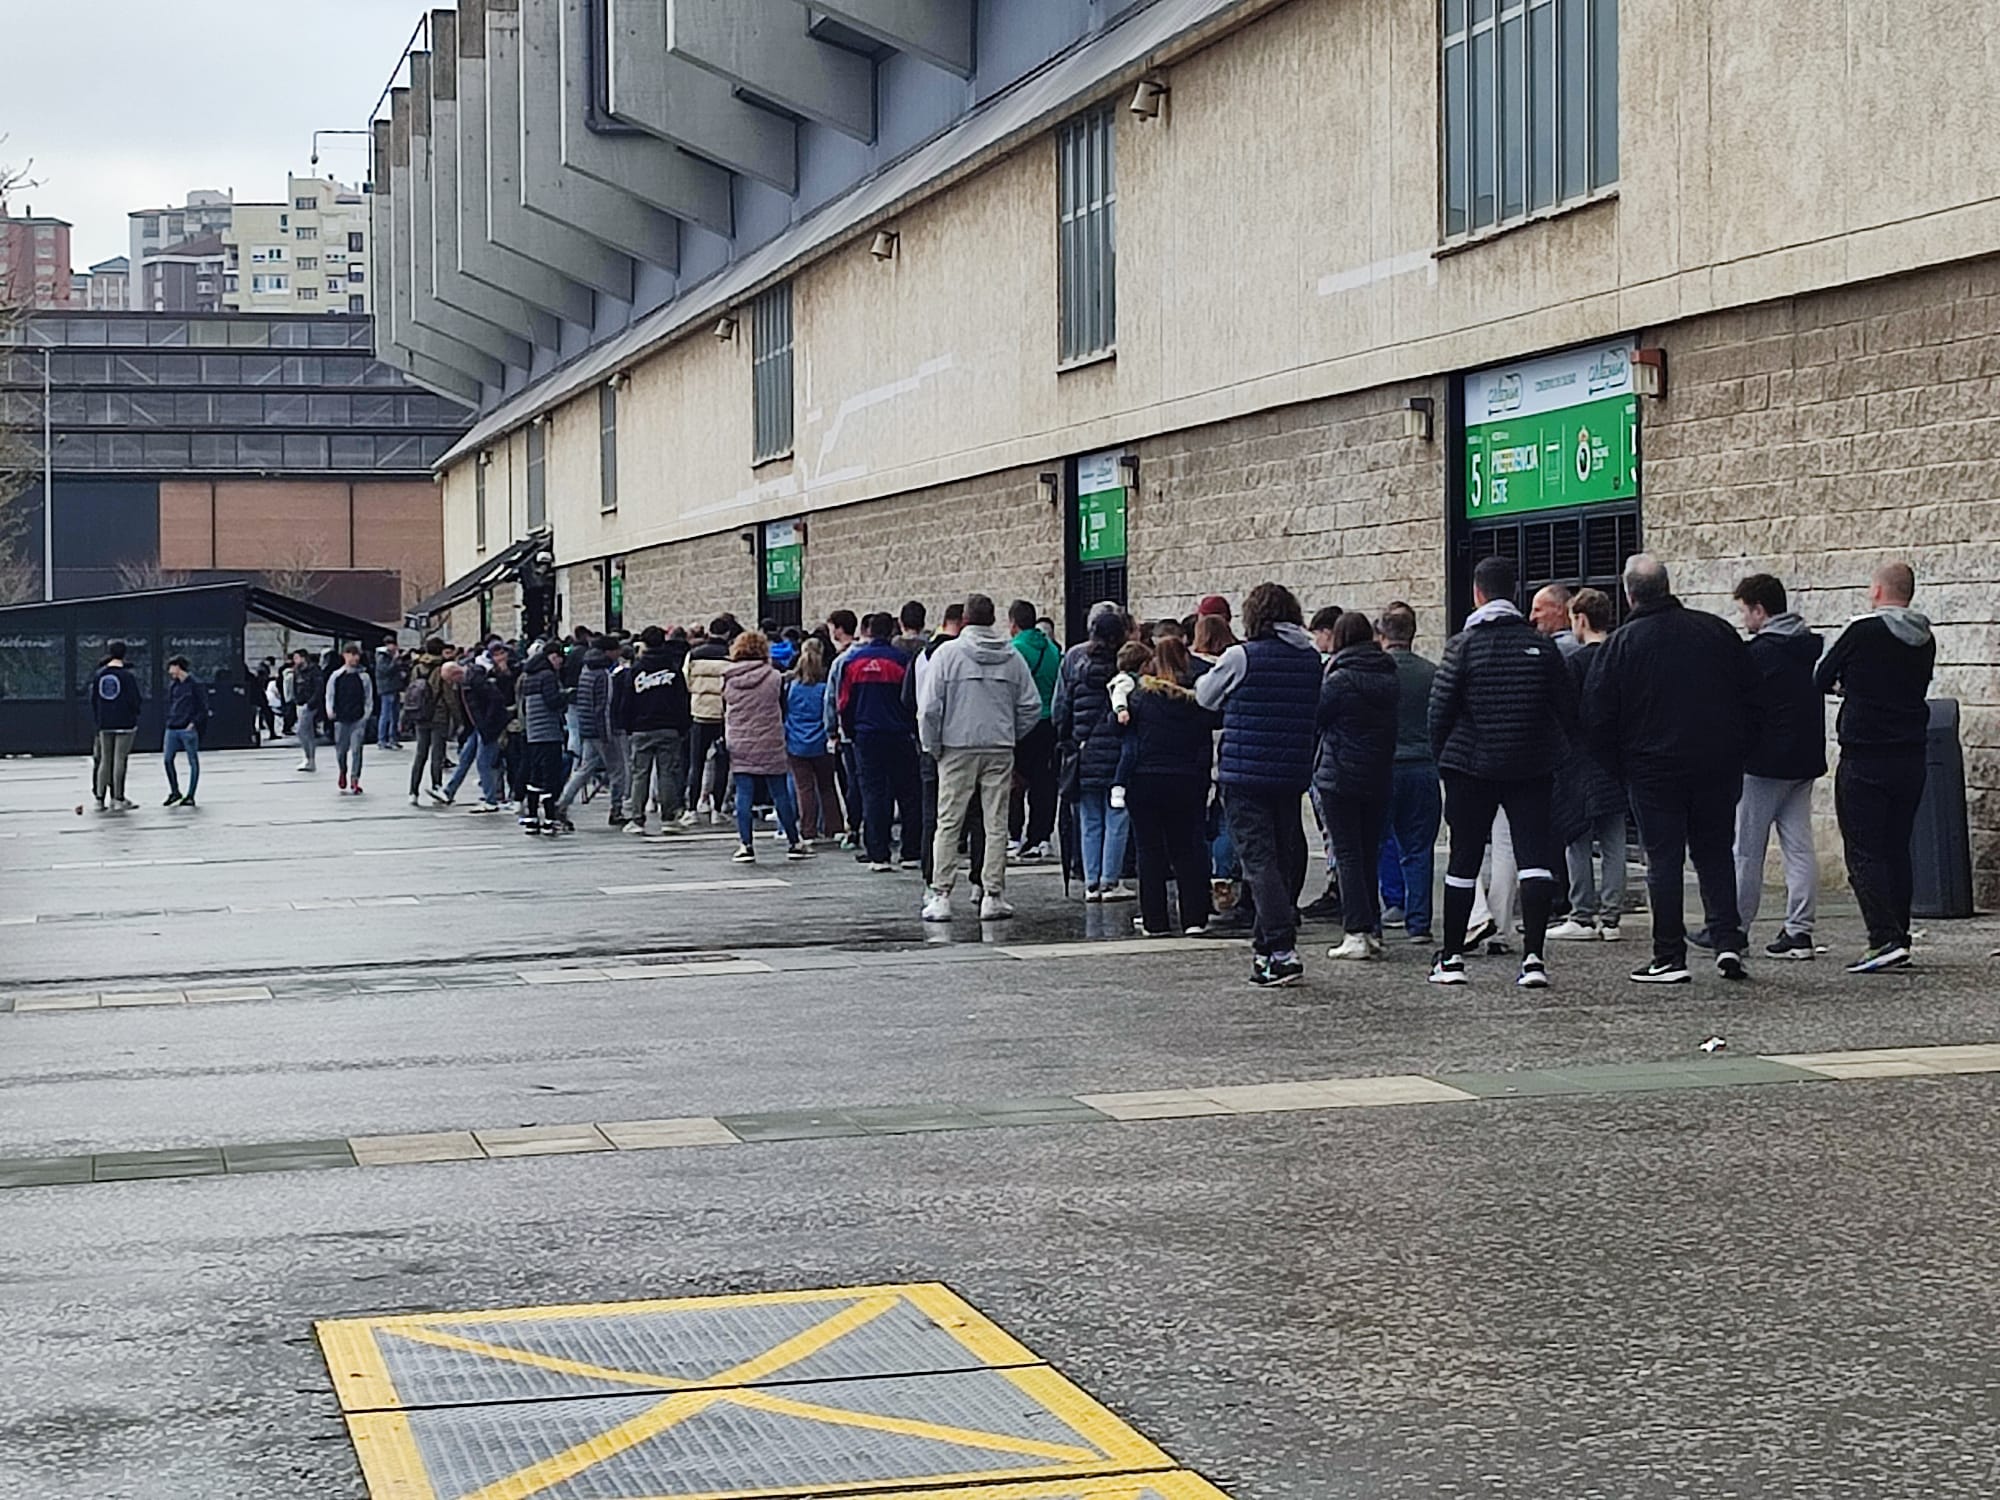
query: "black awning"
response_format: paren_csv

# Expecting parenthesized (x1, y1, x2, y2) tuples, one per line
(245, 587, 394, 645)
(404, 531, 544, 627)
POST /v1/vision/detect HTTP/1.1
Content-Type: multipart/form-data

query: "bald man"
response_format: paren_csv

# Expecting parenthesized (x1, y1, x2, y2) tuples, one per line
(1530, 584, 1582, 657)
(1814, 561, 1937, 973)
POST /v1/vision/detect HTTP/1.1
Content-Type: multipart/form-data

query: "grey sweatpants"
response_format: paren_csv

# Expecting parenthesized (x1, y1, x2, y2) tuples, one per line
(333, 719, 367, 782)
(1735, 773, 1818, 936)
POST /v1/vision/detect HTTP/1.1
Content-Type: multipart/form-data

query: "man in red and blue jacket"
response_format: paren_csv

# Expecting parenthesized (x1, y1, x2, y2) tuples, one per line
(838, 613, 923, 870)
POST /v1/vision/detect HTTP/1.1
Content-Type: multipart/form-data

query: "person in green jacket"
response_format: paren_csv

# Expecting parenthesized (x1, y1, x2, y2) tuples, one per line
(1008, 599, 1061, 858)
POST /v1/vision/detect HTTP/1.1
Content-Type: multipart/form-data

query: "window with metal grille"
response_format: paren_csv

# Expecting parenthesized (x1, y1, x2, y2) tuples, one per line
(526, 420, 547, 529)
(475, 460, 488, 551)
(751, 284, 793, 462)
(1057, 105, 1117, 363)
(599, 382, 619, 512)
(1442, 0, 1617, 238)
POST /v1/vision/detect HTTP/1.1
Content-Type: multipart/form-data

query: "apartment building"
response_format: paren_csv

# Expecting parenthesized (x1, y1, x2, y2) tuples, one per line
(71, 257, 132, 311)
(373, 0, 2000, 900)
(0, 207, 73, 310)
(222, 178, 373, 317)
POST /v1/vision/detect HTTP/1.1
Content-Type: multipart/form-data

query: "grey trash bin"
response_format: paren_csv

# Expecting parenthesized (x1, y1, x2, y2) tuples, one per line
(1911, 698, 1974, 919)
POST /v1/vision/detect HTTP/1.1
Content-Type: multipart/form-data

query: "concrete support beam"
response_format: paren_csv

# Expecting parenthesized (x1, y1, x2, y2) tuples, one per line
(539, 0, 733, 236)
(392, 90, 533, 370)
(667, 0, 876, 142)
(491, 0, 682, 272)
(371, 129, 499, 398)
(410, 51, 561, 350)
(811, 0, 974, 77)
(462, 0, 636, 300)
(605, 0, 798, 192)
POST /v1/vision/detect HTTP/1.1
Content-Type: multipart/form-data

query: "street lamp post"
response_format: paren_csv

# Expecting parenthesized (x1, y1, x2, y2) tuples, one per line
(41, 346, 52, 602)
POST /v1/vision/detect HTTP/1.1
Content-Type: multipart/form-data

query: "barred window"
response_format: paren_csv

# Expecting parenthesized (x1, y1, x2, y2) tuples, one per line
(1057, 106, 1118, 363)
(599, 382, 619, 513)
(475, 459, 488, 551)
(1442, 0, 1618, 238)
(526, 420, 547, 530)
(751, 283, 793, 462)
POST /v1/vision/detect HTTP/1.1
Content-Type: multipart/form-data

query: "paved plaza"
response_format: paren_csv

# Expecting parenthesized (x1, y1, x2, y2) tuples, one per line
(1, 745, 1997, 1499)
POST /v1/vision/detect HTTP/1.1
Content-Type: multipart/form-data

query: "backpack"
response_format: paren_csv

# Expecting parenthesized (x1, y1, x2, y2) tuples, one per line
(402, 672, 434, 720)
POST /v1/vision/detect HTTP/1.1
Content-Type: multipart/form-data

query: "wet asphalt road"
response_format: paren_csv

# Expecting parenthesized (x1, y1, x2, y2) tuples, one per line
(1, 746, 1997, 1500)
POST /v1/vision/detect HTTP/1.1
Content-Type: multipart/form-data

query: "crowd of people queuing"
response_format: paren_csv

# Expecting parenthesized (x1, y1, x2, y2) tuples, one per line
(92, 552, 1940, 988)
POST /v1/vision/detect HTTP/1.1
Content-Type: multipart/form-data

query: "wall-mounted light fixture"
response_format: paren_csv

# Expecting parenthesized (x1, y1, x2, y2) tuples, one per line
(1037, 472, 1061, 508)
(1632, 346, 1668, 399)
(477, 449, 494, 468)
(1117, 454, 1140, 490)
(869, 229, 900, 262)
(714, 315, 739, 342)
(608, 370, 632, 392)
(530, 412, 550, 430)
(1402, 396, 1435, 442)
(738, 527, 758, 555)
(1129, 77, 1169, 119)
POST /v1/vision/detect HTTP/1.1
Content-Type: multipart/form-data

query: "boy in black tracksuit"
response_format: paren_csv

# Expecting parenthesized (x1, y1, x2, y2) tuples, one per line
(1814, 562, 1937, 971)
(620, 628, 692, 834)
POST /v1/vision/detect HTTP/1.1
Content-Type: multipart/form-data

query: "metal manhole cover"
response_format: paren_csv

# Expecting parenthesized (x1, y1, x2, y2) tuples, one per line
(317, 1282, 1231, 1499)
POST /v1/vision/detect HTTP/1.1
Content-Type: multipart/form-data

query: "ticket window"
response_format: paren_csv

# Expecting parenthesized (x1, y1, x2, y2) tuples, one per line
(1065, 450, 1130, 645)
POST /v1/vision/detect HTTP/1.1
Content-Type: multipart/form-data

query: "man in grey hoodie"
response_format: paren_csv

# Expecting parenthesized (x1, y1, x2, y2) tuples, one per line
(917, 594, 1043, 923)
(1813, 561, 1937, 973)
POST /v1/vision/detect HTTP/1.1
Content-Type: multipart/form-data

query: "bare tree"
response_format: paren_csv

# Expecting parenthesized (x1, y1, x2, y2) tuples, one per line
(0, 150, 48, 602)
(114, 559, 194, 593)
(256, 541, 334, 655)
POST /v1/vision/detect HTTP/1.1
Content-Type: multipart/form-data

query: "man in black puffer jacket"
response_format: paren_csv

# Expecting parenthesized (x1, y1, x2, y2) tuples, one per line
(1427, 555, 1577, 989)
(1583, 554, 1759, 985)
(1314, 612, 1400, 958)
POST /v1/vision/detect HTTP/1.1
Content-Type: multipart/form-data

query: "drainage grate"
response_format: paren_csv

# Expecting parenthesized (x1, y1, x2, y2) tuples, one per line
(318, 1283, 1231, 1499)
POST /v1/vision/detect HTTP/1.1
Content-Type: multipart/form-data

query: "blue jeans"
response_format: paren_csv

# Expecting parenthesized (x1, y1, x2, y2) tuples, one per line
(164, 727, 200, 798)
(1076, 789, 1131, 890)
(1210, 799, 1237, 880)
(1382, 762, 1442, 935)
(376, 693, 400, 747)
(443, 729, 480, 799)
(734, 773, 800, 847)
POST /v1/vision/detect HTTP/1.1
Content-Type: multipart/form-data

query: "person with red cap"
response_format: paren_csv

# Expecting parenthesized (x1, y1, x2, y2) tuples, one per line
(1197, 594, 1233, 624)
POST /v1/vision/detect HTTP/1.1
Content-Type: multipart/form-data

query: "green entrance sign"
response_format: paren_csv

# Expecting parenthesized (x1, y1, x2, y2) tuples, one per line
(1075, 451, 1128, 563)
(608, 574, 624, 616)
(764, 519, 802, 600)
(1463, 341, 1638, 519)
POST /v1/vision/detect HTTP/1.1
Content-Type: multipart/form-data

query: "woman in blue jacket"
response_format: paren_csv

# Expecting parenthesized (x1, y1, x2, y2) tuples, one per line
(783, 638, 845, 844)
(1314, 612, 1401, 959)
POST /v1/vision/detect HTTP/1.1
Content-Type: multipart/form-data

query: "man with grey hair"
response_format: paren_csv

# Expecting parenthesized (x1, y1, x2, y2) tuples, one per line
(1530, 583, 1582, 657)
(1583, 554, 1760, 984)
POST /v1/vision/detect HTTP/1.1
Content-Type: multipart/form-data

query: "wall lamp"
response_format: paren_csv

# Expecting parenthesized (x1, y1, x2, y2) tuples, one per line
(1402, 396, 1435, 442)
(1129, 77, 1169, 119)
(608, 370, 632, 392)
(1037, 472, 1061, 508)
(1117, 454, 1140, 490)
(476, 449, 494, 468)
(1632, 346, 1668, 399)
(738, 527, 758, 555)
(714, 315, 739, 342)
(530, 412, 550, 430)
(869, 229, 900, 262)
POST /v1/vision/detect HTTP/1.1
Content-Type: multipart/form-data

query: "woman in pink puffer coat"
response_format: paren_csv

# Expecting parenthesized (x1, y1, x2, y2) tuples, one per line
(721, 631, 810, 863)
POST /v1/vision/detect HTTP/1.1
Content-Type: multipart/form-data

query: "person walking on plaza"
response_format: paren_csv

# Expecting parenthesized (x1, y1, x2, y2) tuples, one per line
(1547, 588, 1629, 942)
(1814, 561, 1937, 973)
(1115, 636, 1217, 936)
(1729, 573, 1826, 960)
(1195, 582, 1324, 987)
(1374, 603, 1441, 944)
(686, 618, 735, 822)
(404, 639, 451, 805)
(1056, 608, 1135, 902)
(88, 641, 143, 811)
(1426, 556, 1576, 989)
(289, 647, 323, 772)
(621, 626, 692, 836)
(840, 613, 924, 871)
(1315, 612, 1402, 961)
(458, 644, 514, 813)
(160, 655, 209, 808)
(1582, 555, 1758, 984)
(515, 641, 568, 833)
(323, 644, 374, 795)
(1008, 599, 1061, 860)
(373, 642, 406, 749)
(918, 594, 1042, 922)
(784, 638, 844, 844)
(721, 630, 809, 863)
(552, 637, 622, 828)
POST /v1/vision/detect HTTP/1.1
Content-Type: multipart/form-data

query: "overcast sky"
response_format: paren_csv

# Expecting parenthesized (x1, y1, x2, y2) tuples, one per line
(2, 0, 423, 268)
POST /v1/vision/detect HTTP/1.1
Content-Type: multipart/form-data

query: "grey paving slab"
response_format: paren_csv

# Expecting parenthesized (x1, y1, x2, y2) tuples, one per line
(717, 1110, 869, 1142)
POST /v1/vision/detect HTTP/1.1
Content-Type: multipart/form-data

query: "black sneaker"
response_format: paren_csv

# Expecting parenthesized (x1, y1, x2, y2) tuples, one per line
(1463, 917, 1498, 950)
(1845, 943, 1912, 974)
(1716, 951, 1748, 982)
(1631, 958, 1693, 984)
(1427, 951, 1469, 986)
(162, 792, 182, 807)
(1250, 953, 1305, 988)
(1765, 930, 1816, 960)
(1298, 882, 1343, 922)
(1517, 954, 1549, 989)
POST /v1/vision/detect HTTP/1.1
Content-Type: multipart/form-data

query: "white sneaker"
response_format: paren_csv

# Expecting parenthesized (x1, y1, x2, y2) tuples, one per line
(1099, 881, 1135, 902)
(1546, 918, 1600, 942)
(624, 821, 650, 836)
(979, 893, 1014, 921)
(1084, 887, 1105, 903)
(922, 888, 953, 922)
(731, 843, 757, 863)
(1598, 922, 1624, 942)
(677, 811, 698, 828)
(1327, 933, 1375, 961)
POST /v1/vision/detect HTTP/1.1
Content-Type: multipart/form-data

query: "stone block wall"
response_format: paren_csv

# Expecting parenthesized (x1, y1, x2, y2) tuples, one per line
(620, 531, 758, 633)
(1647, 254, 2000, 902)
(1126, 378, 1450, 647)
